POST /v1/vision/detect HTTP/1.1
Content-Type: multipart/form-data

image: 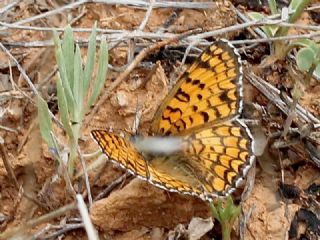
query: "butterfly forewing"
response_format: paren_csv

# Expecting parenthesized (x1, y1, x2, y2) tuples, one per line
(91, 130, 149, 178)
(151, 41, 243, 135)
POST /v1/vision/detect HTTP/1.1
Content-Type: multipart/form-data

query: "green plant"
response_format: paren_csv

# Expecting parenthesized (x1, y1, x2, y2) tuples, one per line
(289, 39, 320, 80)
(210, 196, 241, 240)
(37, 24, 108, 176)
(249, 0, 312, 61)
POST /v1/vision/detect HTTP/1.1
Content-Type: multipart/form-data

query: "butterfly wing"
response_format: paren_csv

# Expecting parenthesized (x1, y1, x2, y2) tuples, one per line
(179, 120, 255, 197)
(91, 130, 207, 197)
(151, 40, 243, 135)
(91, 119, 254, 200)
(91, 130, 149, 177)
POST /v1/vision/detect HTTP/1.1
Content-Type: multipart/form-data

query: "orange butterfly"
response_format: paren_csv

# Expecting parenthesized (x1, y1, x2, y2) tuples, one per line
(91, 40, 255, 201)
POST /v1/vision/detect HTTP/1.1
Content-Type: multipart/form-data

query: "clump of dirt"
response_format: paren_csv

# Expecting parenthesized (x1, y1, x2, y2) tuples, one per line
(90, 179, 210, 232)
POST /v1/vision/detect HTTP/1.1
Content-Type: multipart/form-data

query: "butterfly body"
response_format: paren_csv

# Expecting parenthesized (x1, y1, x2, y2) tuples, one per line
(91, 40, 255, 201)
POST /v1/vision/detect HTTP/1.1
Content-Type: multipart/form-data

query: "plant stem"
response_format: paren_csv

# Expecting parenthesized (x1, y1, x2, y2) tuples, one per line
(68, 124, 80, 176)
(222, 222, 231, 240)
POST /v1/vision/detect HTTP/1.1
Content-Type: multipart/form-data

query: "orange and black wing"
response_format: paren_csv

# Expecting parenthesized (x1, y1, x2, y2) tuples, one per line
(178, 120, 255, 198)
(151, 40, 243, 135)
(91, 120, 255, 200)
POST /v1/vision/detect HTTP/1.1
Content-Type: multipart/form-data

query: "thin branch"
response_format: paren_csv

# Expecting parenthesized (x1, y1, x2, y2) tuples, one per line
(2, 20, 320, 49)
(138, 0, 154, 31)
(0, 137, 20, 189)
(0, 203, 77, 240)
(76, 195, 98, 240)
(0, 42, 64, 129)
(0, 1, 19, 14)
(0, 0, 218, 32)
(77, 147, 93, 208)
(40, 223, 84, 240)
(245, 70, 320, 125)
(0, 0, 88, 31)
(94, 173, 130, 201)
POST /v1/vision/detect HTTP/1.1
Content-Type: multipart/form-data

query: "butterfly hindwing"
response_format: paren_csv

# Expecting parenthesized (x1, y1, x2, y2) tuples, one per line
(180, 120, 254, 197)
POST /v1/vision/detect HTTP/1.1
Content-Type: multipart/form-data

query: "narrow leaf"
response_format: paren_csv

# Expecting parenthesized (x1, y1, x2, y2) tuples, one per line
(87, 36, 108, 108)
(289, 0, 303, 11)
(83, 22, 97, 94)
(73, 44, 82, 122)
(268, 0, 278, 15)
(54, 31, 75, 120)
(288, 0, 312, 23)
(62, 25, 75, 91)
(37, 96, 54, 148)
(56, 74, 74, 140)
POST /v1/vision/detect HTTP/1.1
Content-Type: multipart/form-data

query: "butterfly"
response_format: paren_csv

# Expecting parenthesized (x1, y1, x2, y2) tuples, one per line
(91, 40, 255, 201)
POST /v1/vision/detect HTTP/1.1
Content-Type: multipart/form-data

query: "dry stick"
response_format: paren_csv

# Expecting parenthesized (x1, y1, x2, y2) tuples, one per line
(33, 223, 52, 239)
(239, 205, 255, 240)
(0, 124, 18, 133)
(94, 173, 130, 201)
(0, 0, 88, 31)
(0, 0, 217, 32)
(138, 0, 154, 31)
(50, 132, 77, 199)
(0, 21, 128, 34)
(2, 4, 320, 34)
(7, 59, 35, 105)
(0, 1, 19, 14)
(0, 138, 20, 189)
(131, 0, 155, 58)
(0, 42, 63, 129)
(77, 146, 93, 208)
(76, 195, 98, 240)
(0, 90, 33, 100)
(93, 0, 217, 9)
(245, 70, 320, 126)
(232, 3, 267, 39)
(126, 0, 154, 83)
(41, 223, 84, 240)
(85, 29, 200, 126)
(4, 22, 320, 50)
(0, 203, 77, 240)
(37, 66, 58, 89)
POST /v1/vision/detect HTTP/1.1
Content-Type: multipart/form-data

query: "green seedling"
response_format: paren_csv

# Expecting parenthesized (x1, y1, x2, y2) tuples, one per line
(248, 0, 312, 61)
(37, 24, 108, 176)
(210, 196, 241, 240)
(289, 39, 320, 81)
